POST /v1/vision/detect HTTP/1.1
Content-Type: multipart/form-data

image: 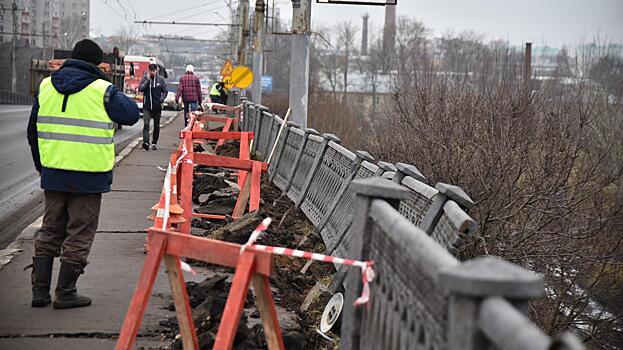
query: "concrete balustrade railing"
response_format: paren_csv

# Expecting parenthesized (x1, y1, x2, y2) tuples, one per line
(239, 101, 584, 350)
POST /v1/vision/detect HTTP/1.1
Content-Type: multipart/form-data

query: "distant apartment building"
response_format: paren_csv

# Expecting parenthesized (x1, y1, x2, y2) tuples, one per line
(0, 0, 89, 47)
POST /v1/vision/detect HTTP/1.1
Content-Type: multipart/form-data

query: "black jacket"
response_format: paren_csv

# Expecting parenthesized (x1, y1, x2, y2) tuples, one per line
(138, 74, 167, 111)
(27, 59, 140, 193)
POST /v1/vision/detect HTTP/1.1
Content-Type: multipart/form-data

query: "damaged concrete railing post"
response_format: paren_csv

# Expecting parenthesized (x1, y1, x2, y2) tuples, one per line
(258, 111, 277, 161)
(437, 256, 575, 350)
(283, 128, 319, 193)
(252, 105, 268, 155)
(294, 133, 341, 209)
(393, 162, 427, 184)
(316, 150, 374, 236)
(268, 121, 299, 182)
(419, 183, 475, 234)
(340, 177, 410, 350)
(375, 161, 396, 177)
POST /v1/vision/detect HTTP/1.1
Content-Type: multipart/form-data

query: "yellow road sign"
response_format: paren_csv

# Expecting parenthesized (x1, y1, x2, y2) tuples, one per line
(225, 66, 253, 89)
(220, 59, 234, 77)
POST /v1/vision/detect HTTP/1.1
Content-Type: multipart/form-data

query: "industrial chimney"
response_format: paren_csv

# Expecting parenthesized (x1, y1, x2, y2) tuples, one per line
(361, 13, 369, 55)
(382, 3, 396, 71)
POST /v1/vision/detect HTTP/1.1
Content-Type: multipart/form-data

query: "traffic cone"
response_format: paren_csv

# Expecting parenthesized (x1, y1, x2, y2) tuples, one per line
(148, 156, 185, 225)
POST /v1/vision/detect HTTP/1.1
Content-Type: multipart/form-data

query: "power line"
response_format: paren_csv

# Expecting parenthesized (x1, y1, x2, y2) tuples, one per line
(134, 20, 239, 27)
(162, 50, 230, 55)
(172, 4, 230, 22)
(100, 0, 135, 26)
(148, 35, 235, 43)
(122, 0, 138, 19)
(146, 0, 227, 21)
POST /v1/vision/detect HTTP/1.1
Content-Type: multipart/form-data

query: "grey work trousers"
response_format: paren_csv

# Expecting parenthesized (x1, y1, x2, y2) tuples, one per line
(142, 108, 162, 145)
(34, 190, 102, 265)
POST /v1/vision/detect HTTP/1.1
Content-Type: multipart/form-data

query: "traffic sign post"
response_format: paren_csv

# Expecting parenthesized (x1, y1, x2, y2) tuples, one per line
(220, 59, 234, 78)
(224, 66, 253, 90)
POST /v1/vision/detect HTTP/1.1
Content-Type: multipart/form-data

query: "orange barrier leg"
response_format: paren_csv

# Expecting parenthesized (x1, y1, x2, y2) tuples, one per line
(116, 233, 167, 350)
(164, 255, 199, 349)
(214, 118, 233, 152)
(252, 274, 285, 349)
(214, 251, 256, 349)
(249, 161, 262, 212)
(179, 132, 194, 234)
(238, 132, 250, 189)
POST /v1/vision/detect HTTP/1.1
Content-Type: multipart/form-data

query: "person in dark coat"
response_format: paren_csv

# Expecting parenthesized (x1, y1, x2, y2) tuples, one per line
(26, 39, 139, 309)
(138, 63, 167, 150)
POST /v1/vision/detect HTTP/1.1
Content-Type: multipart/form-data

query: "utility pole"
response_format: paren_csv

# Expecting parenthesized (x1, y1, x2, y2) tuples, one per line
(251, 0, 265, 104)
(238, 0, 249, 65)
(11, 0, 18, 92)
(289, 0, 311, 128)
(523, 42, 532, 89)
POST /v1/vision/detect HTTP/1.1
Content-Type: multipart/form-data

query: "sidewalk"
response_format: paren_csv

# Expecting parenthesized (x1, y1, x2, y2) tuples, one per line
(0, 113, 185, 350)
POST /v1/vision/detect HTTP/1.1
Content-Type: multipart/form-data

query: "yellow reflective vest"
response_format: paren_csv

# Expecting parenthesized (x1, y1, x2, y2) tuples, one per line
(36, 77, 115, 172)
(210, 83, 222, 96)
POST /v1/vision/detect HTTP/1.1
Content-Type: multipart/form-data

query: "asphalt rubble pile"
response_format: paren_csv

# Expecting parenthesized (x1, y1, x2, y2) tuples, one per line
(161, 141, 340, 349)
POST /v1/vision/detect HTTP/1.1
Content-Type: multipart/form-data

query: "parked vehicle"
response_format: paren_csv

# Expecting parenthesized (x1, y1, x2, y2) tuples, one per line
(164, 82, 181, 110)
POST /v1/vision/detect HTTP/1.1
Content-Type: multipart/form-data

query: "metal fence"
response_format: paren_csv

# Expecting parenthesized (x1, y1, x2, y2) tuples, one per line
(0, 89, 35, 105)
(240, 101, 584, 350)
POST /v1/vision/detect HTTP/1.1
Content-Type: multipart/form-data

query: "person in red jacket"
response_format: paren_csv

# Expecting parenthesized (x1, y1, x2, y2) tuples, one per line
(175, 64, 202, 126)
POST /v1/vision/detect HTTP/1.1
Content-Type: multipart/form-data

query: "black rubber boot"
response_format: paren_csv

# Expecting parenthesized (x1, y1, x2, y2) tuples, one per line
(53, 261, 92, 309)
(29, 256, 54, 307)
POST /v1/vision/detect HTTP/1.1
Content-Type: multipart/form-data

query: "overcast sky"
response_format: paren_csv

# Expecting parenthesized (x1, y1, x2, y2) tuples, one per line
(91, 0, 623, 47)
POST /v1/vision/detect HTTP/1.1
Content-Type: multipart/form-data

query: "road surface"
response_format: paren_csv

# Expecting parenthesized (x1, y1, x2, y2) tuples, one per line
(0, 104, 178, 248)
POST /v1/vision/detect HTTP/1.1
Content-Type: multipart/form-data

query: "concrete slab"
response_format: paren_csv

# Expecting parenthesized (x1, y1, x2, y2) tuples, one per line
(0, 336, 170, 350)
(0, 233, 172, 337)
(0, 337, 118, 350)
(112, 165, 165, 193)
(98, 195, 156, 232)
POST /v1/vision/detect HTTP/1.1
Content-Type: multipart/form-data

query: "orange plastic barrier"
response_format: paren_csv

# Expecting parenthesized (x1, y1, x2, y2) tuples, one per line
(116, 227, 284, 350)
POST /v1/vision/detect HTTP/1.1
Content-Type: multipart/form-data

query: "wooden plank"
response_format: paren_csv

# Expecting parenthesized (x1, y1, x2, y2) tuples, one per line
(179, 155, 194, 234)
(215, 118, 234, 151)
(115, 233, 166, 350)
(164, 256, 199, 350)
(153, 228, 274, 276)
(252, 274, 285, 350)
(194, 153, 268, 172)
(232, 174, 252, 219)
(214, 252, 256, 349)
(249, 161, 262, 212)
(238, 132, 250, 188)
(191, 131, 254, 141)
(191, 213, 227, 220)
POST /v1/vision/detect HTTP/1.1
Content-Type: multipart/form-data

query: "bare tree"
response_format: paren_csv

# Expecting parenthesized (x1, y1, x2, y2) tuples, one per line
(366, 34, 623, 349)
(336, 21, 358, 103)
(111, 25, 137, 55)
(59, 14, 88, 49)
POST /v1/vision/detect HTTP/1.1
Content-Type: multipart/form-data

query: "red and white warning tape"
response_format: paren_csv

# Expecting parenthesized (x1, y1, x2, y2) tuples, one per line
(242, 218, 375, 306)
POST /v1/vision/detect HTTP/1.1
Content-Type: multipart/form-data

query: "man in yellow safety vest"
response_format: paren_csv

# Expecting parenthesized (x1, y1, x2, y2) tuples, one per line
(26, 39, 139, 309)
(209, 81, 228, 105)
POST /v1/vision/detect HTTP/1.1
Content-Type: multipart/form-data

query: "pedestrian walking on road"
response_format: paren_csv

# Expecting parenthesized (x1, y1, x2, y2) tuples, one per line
(26, 39, 140, 309)
(175, 64, 202, 126)
(138, 63, 167, 150)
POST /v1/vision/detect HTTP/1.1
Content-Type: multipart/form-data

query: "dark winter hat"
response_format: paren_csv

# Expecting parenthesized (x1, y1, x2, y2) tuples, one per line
(71, 39, 104, 66)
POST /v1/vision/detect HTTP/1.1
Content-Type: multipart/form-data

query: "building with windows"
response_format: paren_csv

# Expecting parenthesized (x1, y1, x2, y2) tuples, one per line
(0, 0, 89, 48)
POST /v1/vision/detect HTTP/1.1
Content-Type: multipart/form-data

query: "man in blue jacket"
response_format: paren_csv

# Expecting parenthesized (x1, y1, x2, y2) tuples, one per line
(138, 63, 167, 150)
(26, 39, 139, 309)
